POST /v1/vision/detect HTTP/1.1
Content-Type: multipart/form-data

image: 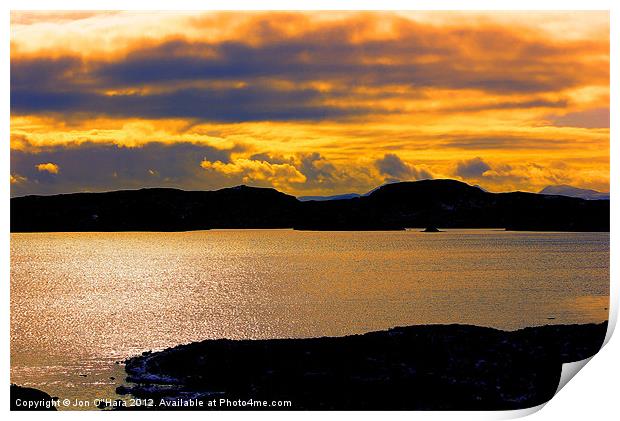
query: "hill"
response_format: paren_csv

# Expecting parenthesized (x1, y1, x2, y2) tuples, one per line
(539, 185, 610, 200)
(10, 179, 609, 232)
(297, 193, 361, 202)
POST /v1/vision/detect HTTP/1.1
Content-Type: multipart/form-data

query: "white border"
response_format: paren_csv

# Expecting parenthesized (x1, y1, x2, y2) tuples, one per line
(3, 1, 617, 419)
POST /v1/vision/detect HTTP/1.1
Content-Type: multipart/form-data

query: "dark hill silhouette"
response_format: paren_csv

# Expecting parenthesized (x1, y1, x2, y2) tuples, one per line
(539, 185, 609, 200)
(10, 179, 609, 232)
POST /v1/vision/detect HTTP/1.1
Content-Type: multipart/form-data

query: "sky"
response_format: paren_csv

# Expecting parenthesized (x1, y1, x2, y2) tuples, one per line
(10, 11, 609, 197)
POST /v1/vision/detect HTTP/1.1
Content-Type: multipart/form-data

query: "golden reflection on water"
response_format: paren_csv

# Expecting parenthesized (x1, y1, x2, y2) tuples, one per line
(10, 229, 609, 409)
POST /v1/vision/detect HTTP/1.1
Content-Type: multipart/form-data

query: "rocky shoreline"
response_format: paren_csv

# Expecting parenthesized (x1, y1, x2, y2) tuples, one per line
(116, 322, 607, 410)
(10, 384, 58, 411)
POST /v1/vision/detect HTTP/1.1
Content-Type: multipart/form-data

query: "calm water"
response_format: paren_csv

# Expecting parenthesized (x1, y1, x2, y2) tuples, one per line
(11, 229, 609, 409)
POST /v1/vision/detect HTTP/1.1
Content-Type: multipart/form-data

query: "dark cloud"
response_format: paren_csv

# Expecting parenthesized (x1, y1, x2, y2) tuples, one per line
(298, 153, 336, 184)
(11, 85, 374, 122)
(87, 25, 604, 93)
(11, 143, 379, 197)
(248, 153, 292, 165)
(375, 153, 432, 182)
(454, 157, 492, 179)
(10, 141, 235, 196)
(11, 56, 83, 90)
(445, 98, 569, 113)
(442, 136, 574, 150)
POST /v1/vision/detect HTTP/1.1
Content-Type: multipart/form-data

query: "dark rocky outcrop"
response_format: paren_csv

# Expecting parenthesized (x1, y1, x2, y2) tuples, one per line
(118, 322, 607, 410)
(10, 385, 58, 411)
(11, 179, 609, 232)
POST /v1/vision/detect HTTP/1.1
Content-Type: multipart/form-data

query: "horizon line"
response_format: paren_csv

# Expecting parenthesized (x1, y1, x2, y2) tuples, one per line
(9, 178, 610, 200)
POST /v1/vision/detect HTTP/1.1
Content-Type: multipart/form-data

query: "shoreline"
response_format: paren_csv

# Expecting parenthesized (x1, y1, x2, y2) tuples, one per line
(10, 228, 612, 234)
(113, 321, 607, 410)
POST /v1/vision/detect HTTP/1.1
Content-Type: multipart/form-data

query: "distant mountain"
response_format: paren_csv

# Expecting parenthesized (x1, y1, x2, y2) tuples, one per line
(539, 185, 609, 200)
(298, 193, 361, 202)
(11, 179, 609, 232)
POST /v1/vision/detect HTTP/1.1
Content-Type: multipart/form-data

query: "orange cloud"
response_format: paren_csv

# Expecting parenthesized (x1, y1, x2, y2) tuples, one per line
(10, 174, 27, 184)
(200, 158, 307, 190)
(35, 162, 59, 174)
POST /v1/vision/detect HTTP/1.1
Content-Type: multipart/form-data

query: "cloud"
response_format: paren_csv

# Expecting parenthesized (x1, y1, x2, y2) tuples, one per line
(10, 174, 27, 184)
(200, 158, 306, 190)
(11, 141, 235, 196)
(88, 23, 606, 94)
(35, 162, 59, 174)
(199, 152, 375, 193)
(11, 11, 119, 25)
(248, 153, 292, 165)
(11, 84, 378, 122)
(445, 98, 569, 113)
(450, 158, 608, 193)
(441, 136, 575, 150)
(547, 107, 610, 129)
(454, 157, 491, 178)
(375, 154, 432, 182)
(298, 153, 337, 184)
(10, 14, 608, 123)
(290, 152, 378, 192)
(11, 141, 380, 197)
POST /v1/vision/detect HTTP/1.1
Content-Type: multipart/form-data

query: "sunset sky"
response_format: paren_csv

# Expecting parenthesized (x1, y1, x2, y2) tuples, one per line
(10, 11, 609, 197)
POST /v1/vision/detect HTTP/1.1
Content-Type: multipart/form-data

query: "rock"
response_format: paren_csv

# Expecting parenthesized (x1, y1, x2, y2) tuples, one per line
(422, 226, 441, 232)
(116, 385, 131, 395)
(10, 385, 58, 411)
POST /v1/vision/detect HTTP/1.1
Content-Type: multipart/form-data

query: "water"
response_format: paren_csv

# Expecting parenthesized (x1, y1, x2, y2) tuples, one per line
(10, 229, 609, 409)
